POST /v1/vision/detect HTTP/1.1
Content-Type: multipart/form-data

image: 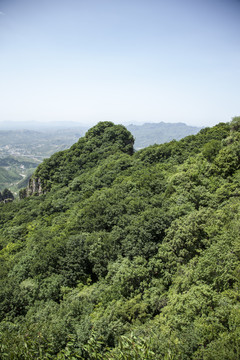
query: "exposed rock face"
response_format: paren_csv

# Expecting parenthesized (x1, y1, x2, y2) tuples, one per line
(3, 198, 13, 203)
(27, 177, 44, 196)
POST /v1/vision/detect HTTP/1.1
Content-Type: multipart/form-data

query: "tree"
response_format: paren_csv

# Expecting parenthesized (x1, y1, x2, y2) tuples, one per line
(2, 188, 14, 201)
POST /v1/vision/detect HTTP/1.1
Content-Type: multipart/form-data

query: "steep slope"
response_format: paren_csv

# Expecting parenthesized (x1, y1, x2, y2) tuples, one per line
(0, 118, 240, 359)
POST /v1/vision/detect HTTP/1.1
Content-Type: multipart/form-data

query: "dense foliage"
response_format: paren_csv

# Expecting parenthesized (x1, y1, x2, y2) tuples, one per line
(0, 119, 240, 359)
(0, 122, 201, 191)
(0, 188, 14, 202)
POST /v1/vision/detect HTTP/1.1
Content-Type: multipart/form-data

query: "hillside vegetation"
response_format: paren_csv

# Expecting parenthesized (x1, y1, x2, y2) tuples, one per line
(0, 119, 240, 359)
(0, 122, 200, 191)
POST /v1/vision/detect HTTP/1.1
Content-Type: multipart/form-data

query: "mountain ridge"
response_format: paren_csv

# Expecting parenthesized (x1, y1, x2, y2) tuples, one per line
(127, 122, 201, 149)
(0, 121, 202, 191)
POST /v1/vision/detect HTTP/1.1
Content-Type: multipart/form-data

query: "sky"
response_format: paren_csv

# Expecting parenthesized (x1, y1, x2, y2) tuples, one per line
(0, 0, 240, 127)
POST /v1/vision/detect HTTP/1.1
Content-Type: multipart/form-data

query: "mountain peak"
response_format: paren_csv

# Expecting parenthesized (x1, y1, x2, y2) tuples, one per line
(26, 122, 134, 194)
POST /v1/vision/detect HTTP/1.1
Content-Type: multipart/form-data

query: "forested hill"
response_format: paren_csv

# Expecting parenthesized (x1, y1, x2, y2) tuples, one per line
(0, 119, 240, 359)
(0, 121, 201, 191)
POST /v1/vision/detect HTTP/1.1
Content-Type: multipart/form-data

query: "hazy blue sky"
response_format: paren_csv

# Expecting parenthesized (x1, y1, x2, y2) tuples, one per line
(0, 0, 240, 126)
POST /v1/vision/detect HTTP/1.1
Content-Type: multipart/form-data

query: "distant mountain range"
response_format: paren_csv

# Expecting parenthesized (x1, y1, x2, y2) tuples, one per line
(0, 120, 88, 131)
(127, 122, 202, 149)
